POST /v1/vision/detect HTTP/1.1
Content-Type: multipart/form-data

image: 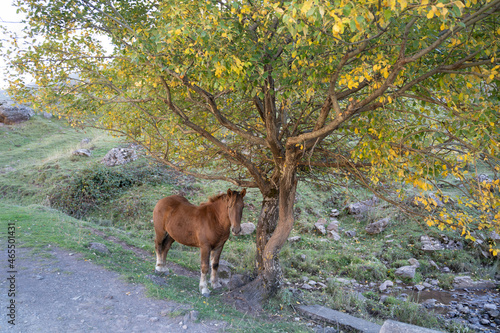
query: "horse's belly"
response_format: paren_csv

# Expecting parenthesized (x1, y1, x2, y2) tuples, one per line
(165, 225, 200, 248)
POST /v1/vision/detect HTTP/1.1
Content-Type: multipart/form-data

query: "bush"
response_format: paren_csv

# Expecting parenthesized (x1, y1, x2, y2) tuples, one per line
(50, 164, 138, 218)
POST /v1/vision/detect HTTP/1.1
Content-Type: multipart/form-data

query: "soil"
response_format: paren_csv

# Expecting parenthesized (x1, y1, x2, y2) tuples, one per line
(1, 246, 228, 333)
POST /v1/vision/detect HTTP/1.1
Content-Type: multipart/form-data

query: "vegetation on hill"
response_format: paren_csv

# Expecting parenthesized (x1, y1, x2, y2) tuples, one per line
(1, 116, 497, 331)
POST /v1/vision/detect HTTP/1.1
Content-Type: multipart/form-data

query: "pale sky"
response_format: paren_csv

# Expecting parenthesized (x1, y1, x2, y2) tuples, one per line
(0, 0, 27, 89)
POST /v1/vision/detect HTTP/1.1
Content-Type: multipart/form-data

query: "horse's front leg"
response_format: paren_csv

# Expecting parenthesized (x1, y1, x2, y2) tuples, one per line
(210, 246, 224, 289)
(199, 246, 211, 297)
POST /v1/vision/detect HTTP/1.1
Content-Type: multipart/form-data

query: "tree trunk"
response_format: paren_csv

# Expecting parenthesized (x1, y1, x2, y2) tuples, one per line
(255, 192, 279, 273)
(228, 160, 298, 309)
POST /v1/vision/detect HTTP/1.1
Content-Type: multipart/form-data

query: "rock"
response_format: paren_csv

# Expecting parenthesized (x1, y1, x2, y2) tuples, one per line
(394, 266, 416, 279)
(0, 104, 34, 124)
(80, 138, 92, 145)
(327, 220, 339, 232)
(453, 276, 497, 290)
(347, 197, 379, 215)
(41, 112, 53, 119)
(72, 149, 92, 157)
(481, 318, 490, 325)
(329, 209, 340, 217)
(88, 242, 110, 254)
(301, 283, 314, 290)
(420, 235, 444, 251)
(421, 299, 437, 308)
(441, 267, 450, 273)
(239, 222, 255, 235)
(414, 284, 425, 291)
(288, 236, 301, 243)
(314, 219, 327, 235)
(428, 260, 439, 270)
(365, 217, 390, 235)
(345, 230, 356, 238)
(488, 310, 499, 318)
(489, 231, 500, 241)
(217, 260, 233, 280)
(380, 320, 444, 333)
(101, 147, 137, 167)
(328, 230, 341, 241)
(484, 303, 498, 311)
(457, 304, 470, 314)
(327, 277, 355, 285)
(226, 274, 248, 290)
(379, 280, 394, 292)
(408, 258, 420, 267)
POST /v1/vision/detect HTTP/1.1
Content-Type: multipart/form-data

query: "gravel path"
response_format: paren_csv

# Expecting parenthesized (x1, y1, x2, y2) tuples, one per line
(1, 247, 228, 332)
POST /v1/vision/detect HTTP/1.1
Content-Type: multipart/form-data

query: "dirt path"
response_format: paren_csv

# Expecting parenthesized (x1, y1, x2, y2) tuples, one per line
(1, 247, 228, 332)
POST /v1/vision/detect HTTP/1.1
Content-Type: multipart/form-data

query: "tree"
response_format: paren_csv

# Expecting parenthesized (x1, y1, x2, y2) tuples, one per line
(4, 0, 500, 304)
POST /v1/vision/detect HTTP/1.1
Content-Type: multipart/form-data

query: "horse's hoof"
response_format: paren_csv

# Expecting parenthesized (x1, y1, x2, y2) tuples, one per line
(155, 266, 169, 275)
(202, 292, 210, 297)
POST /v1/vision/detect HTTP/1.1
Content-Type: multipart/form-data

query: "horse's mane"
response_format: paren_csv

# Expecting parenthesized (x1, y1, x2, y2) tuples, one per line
(207, 193, 226, 203)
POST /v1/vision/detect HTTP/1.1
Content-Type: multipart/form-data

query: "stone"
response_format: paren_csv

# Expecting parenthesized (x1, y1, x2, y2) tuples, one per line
(394, 266, 416, 279)
(414, 284, 425, 291)
(379, 280, 394, 292)
(327, 220, 339, 232)
(428, 260, 439, 270)
(101, 147, 137, 167)
(408, 258, 420, 267)
(345, 230, 356, 238)
(453, 276, 497, 290)
(301, 283, 314, 290)
(328, 231, 341, 241)
(330, 209, 340, 217)
(72, 149, 92, 157)
(365, 217, 390, 235)
(380, 320, 444, 333)
(297, 304, 381, 333)
(88, 242, 110, 254)
(0, 104, 34, 124)
(80, 138, 92, 145)
(42, 112, 53, 119)
(314, 219, 327, 235)
(484, 303, 498, 311)
(420, 235, 444, 251)
(347, 197, 379, 215)
(239, 222, 255, 235)
(288, 236, 301, 243)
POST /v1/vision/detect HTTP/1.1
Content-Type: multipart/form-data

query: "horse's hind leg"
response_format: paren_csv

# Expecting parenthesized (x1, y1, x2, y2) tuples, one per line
(210, 246, 224, 289)
(155, 232, 174, 274)
(199, 246, 211, 297)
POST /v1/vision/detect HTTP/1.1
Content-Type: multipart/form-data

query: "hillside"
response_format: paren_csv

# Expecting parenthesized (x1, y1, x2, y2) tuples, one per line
(1, 115, 499, 332)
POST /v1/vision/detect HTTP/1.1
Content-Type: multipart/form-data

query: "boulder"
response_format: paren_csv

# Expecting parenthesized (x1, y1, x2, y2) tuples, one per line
(88, 242, 110, 255)
(72, 149, 92, 157)
(314, 218, 327, 235)
(379, 280, 394, 292)
(380, 320, 444, 333)
(327, 220, 339, 233)
(453, 276, 497, 290)
(347, 197, 379, 215)
(0, 104, 34, 124)
(328, 230, 341, 241)
(101, 147, 137, 167)
(394, 265, 416, 279)
(365, 217, 390, 234)
(344, 230, 356, 238)
(288, 236, 302, 243)
(239, 222, 255, 235)
(408, 258, 420, 267)
(420, 235, 444, 251)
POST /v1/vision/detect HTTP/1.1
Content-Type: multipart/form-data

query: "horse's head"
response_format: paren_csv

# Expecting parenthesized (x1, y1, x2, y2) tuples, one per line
(226, 188, 246, 235)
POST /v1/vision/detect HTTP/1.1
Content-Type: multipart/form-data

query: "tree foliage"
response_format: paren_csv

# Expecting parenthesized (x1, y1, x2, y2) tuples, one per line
(4, 0, 500, 282)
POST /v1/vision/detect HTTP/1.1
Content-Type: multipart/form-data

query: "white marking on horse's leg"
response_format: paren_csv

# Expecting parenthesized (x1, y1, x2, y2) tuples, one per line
(210, 255, 221, 289)
(155, 253, 169, 273)
(199, 270, 210, 297)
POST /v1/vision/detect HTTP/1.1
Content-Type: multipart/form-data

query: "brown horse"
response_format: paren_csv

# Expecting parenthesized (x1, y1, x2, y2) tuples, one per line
(153, 189, 246, 296)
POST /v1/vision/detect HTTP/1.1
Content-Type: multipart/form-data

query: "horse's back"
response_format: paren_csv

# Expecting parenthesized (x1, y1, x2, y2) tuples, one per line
(153, 195, 201, 246)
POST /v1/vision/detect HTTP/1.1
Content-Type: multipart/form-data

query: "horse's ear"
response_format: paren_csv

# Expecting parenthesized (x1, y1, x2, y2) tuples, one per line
(241, 188, 246, 197)
(227, 189, 233, 196)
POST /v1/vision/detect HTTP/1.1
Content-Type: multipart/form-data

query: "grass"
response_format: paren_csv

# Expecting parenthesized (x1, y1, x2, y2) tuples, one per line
(1, 115, 497, 332)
